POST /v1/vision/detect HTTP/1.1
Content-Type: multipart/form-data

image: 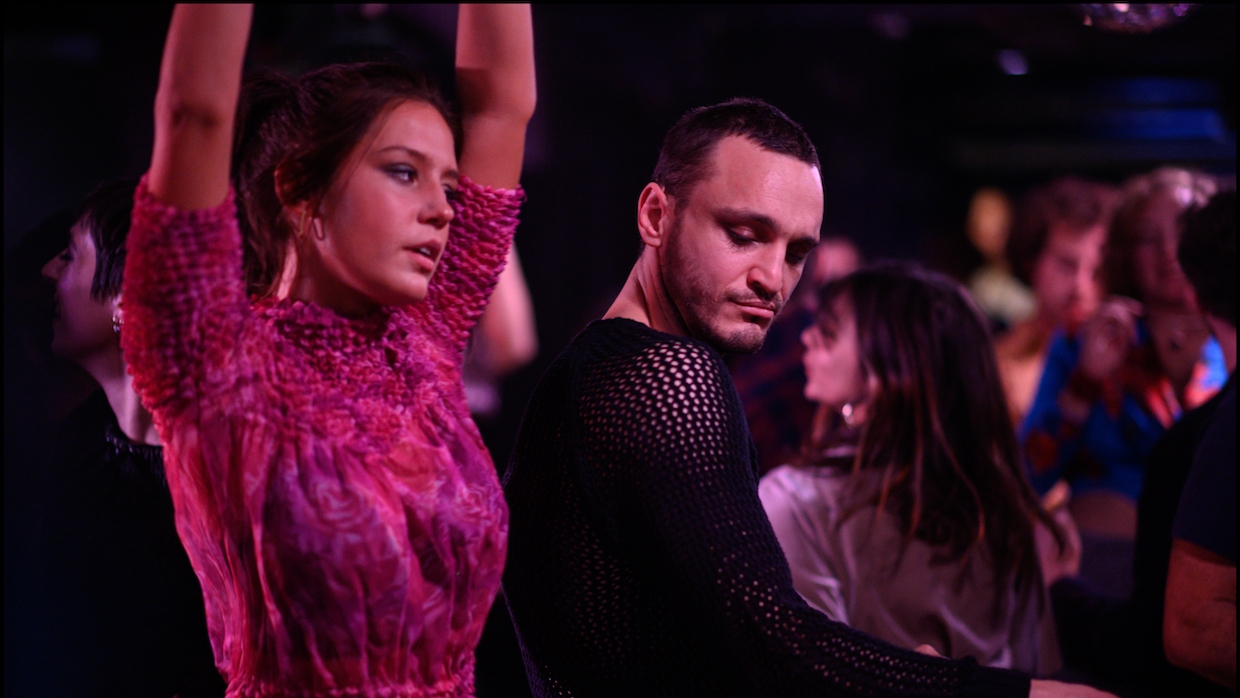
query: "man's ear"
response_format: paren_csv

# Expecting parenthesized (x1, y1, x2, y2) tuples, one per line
(636, 182, 674, 248)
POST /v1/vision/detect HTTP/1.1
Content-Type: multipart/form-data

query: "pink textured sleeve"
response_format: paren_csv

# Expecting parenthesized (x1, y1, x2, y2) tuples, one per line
(415, 175, 524, 355)
(121, 174, 249, 416)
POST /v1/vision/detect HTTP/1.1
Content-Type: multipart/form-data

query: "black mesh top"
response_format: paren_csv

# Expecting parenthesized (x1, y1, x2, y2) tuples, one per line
(502, 318, 1031, 698)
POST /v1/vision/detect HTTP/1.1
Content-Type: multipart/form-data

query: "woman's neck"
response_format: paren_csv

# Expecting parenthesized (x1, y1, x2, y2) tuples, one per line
(81, 350, 161, 446)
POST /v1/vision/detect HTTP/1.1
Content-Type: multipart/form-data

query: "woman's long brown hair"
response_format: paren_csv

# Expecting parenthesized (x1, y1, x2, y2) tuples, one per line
(797, 261, 1065, 597)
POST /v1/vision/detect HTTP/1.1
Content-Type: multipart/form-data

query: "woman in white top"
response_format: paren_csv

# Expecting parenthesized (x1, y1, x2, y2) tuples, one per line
(759, 261, 1066, 675)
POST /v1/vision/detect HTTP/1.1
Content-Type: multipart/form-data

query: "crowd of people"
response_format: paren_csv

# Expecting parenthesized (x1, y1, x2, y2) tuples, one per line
(6, 4, 1235, 698)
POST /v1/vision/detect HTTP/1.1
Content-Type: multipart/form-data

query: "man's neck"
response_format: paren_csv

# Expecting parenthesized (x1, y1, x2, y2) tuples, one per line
(604, 252, 689, 338)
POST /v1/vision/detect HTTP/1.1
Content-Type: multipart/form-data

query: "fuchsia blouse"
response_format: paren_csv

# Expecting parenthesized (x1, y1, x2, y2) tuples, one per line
(122, 175, 523, 698)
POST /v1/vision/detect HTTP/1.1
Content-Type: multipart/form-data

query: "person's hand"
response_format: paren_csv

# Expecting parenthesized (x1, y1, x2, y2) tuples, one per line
(914, 644, 942, 657)
(1030, 678, 1120, 697)
(1076, 296, 1141, 383)
(1035, 480, 1082, 585)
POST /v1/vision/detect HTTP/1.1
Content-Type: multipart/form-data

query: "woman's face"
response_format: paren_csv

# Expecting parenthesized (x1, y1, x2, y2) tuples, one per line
(41, 223, 117, 361)
(802, 297, 869, 410)
(298, 99, 459, 314)
(1129, 191, 1192, 309)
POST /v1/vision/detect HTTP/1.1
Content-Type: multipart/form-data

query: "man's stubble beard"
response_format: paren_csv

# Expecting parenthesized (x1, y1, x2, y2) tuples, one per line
(661, 216, 769, 356)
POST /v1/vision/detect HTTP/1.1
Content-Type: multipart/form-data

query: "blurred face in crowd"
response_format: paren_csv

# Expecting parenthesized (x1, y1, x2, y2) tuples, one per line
(297, 99, 459, 314)
(1031, 222, 1106, 330)
(799, 238, 861, 310)
(1129, 190, 1193, 309)
(801, 296, 869, 410)
(660, 136, 823, 354)
(42, 222, 118, 363)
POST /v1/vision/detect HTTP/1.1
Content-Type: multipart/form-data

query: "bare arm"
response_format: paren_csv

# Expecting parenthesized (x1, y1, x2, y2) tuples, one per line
(473, 245, 539, 377)
(1029, 680, 1119, 697)
(455, 3, 536, 189)
(1164, 539, 1237, 690)
(148, 3, 252, 209)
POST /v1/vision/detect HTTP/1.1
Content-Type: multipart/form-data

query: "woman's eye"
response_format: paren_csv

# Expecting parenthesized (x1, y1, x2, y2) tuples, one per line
(386, 165, 416, 183)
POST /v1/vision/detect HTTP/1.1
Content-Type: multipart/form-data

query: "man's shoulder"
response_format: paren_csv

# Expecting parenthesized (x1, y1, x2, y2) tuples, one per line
(571, 318, 727, 374)
(562, 319, 739, 417)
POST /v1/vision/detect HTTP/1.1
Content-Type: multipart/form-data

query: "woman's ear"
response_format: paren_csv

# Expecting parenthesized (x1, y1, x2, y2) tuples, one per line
(110, 294, 124, 333)
(273, 164, 297, 208)
(636, 182, 674, 249)
(274, 164, 310, 237)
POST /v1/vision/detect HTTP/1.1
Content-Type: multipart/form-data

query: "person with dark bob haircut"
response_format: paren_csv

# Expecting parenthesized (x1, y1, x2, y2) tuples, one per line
(761, 262, 1065, 674)
(120, 4, 535, 696)
(30, 177, 224, 697)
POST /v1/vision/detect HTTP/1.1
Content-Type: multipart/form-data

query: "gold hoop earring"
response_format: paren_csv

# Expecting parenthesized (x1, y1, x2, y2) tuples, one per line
(296, 209, 309, 241)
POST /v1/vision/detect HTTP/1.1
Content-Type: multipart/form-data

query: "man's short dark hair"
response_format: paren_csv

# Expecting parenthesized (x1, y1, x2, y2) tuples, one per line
(1178, 187, 1236, 327)
(651, 97, 820, 203)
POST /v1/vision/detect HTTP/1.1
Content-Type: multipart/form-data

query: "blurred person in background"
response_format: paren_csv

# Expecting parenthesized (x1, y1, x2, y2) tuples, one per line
(1038, 185, 1235, 698)
(1161, 185, 1235, 692)
(731, 235, 862, 475)
(27, 177, 224, 698)
(1021, 167, 1225, 599)
(761, 262, 1063, 675)
(996, 176, 1120, 426)
(965, 185, 1036, 334)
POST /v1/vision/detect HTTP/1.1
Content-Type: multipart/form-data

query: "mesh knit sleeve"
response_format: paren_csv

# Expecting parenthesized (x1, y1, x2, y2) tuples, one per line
(577, 335, 1029, 697)
(411, 175, 524, 356)
(121, 175, 249, 417)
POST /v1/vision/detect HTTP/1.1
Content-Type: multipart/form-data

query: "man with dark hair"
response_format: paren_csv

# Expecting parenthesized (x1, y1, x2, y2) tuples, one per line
(1041, 187, 1235, 698)
(1163, 187, 1235, 691)
(995, 176, 1119, 425)
(501, 98, 1112, 698)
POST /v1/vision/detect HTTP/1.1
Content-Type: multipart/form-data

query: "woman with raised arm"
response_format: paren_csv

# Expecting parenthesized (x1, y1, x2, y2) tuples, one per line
(122, 4, 534, 696)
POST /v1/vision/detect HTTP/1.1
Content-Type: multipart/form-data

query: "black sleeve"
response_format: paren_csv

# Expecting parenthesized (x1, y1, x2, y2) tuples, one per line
(579, 337, 1030, 697)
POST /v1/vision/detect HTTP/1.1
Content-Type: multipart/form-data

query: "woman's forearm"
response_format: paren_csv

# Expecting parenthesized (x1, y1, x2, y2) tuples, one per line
(149, 3, 252, 210)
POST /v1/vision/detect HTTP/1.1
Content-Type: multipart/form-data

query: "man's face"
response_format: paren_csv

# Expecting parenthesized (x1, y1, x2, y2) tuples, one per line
(1031, 222, 1106, 330)
(662, 136, 823, 354)
(1130, 191, 1193, 309)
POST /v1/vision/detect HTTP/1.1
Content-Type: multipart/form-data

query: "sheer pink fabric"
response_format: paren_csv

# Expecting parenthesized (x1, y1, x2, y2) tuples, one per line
(122, 174, 522, 698)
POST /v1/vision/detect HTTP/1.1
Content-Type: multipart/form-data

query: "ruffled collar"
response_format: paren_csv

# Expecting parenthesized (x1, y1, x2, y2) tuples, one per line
(252, 296, 407, 355)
